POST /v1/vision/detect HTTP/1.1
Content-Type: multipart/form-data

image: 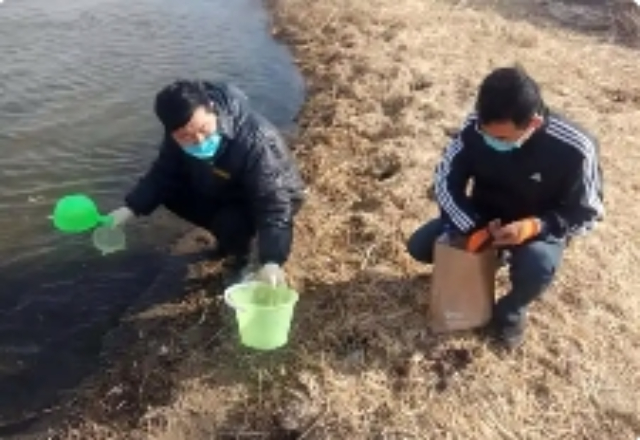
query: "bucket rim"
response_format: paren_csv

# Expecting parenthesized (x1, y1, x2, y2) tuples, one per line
(224, 281, 299, 311)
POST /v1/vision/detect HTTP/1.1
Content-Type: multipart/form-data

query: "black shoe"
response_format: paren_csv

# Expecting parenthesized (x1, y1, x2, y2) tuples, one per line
(489, 317, 526, 351)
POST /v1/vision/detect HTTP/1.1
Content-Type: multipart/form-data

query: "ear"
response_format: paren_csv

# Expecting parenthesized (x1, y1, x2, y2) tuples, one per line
(530, 114, 544, 129)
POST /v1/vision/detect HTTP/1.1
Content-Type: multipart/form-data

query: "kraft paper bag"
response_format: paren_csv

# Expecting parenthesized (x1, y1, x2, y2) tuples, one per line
(428, 234, 498, 333)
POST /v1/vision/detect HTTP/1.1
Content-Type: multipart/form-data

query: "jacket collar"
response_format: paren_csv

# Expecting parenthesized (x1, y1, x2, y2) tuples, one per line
(211, 102, 234, 140)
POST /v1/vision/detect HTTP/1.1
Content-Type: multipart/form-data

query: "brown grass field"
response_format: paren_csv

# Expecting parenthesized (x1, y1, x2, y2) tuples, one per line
(47, 0, 640, 439)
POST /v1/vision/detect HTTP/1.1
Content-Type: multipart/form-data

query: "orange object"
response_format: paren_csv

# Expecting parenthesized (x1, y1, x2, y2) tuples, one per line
(514, 218, 542, 244)
(466, 228, 492, 252)
(491, 217, 543, 247)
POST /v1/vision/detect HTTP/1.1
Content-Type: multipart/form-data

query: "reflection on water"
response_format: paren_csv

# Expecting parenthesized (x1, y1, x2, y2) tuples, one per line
(0, 0, 303, 427)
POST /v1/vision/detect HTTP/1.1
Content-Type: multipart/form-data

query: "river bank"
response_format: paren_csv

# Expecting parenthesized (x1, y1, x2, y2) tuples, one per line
(0, 0, 303, 434)
(46, 0, 640, 438)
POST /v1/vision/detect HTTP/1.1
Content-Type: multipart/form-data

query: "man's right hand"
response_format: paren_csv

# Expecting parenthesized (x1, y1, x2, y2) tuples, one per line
(108, 207, 134, 227)
(465, 227, 492, 252)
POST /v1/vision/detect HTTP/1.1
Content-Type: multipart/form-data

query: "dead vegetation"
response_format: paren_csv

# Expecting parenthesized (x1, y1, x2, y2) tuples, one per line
(47, 0, 640, 439)
(472, 0, 640, 48)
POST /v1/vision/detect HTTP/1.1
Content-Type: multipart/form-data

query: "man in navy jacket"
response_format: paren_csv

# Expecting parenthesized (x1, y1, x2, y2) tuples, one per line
(407, 66, 604, 349)
(109, 80, 305, 286)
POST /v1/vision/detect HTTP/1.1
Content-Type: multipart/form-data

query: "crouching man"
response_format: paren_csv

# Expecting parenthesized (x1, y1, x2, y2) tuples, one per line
(407, 66, 604, 349)
(109, 80, 305, 287)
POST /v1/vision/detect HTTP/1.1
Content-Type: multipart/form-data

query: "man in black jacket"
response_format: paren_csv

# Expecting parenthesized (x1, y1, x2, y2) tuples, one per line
(407, 66, 604, 349)
(109, 80, 305, 286)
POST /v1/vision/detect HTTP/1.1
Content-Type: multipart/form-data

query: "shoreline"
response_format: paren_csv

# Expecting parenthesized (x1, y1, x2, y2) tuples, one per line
(44, 0, 640, 438)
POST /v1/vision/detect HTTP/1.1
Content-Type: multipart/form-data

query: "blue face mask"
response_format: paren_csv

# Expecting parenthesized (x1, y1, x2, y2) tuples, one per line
(480, 123, 538, 153)
(482, 134, 520, 152)
(183, 133, 222, 159)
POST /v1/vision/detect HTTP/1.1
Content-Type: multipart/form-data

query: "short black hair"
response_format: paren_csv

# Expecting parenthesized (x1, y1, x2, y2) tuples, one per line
(154, 80, 212, 132)
(475, 66, 543, 128)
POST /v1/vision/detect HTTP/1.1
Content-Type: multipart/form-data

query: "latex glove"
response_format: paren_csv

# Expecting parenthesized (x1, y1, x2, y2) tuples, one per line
(253, 263, 286, 286)
(108, 206, 134, 227)
(491, 218, 542, 247)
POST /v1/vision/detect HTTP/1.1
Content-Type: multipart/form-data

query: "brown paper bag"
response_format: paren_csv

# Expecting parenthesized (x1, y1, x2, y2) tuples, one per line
(428, 235, 498, 333)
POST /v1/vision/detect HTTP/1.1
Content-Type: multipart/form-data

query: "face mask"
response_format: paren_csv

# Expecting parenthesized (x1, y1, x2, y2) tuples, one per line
(482, 125, 536, 153)
(482, 134, 520, 152)
(183, 133, 222, 159)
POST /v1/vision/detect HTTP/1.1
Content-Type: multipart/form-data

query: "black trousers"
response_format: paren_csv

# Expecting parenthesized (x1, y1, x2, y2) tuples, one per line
(407, 217, 565, 326)
(163, 194, 254, 257)
(163, 191, 302, 259)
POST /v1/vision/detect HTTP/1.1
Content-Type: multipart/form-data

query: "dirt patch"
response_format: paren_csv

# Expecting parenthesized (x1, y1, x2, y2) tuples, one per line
(475, 0, 640, 48)
(44, 0, 640, 438)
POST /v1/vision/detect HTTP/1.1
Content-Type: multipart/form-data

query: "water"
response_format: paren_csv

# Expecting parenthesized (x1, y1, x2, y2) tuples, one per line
(0, 0, 304, 429)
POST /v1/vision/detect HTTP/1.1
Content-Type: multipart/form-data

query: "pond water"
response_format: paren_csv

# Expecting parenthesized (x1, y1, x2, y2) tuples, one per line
(0, 0, 303, 429)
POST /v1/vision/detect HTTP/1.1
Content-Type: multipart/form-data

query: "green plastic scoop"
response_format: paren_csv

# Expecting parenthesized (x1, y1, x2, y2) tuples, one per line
(52, 194, 112, 233)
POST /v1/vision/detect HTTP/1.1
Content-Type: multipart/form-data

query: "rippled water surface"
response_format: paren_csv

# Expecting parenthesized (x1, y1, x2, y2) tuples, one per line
(0, 0, 303, 427)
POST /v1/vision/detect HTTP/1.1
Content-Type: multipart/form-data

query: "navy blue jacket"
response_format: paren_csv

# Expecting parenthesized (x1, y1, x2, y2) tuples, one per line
(434, 110, 604, 239)
(125, 82, 305, 264)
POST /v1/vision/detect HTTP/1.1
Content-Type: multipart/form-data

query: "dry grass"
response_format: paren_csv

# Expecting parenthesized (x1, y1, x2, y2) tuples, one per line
(476, 0, 640, 46)
(49, 0, 640, 439)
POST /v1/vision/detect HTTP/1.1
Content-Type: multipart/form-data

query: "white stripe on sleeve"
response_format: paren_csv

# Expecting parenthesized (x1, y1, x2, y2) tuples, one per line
(546, 118, 605, 218)
(434, 139, 474, 231)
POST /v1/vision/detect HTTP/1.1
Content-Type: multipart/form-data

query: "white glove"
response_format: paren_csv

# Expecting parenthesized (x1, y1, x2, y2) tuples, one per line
(253, 263, 286, 286)
(108, 206, 134, 227)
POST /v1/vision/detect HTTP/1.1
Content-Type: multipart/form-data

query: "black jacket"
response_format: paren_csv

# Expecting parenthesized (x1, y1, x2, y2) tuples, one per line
(434, 110, 604, 239)
(125, 82, 305, 265)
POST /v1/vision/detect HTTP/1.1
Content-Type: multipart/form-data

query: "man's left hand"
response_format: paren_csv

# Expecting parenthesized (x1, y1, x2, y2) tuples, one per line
(253, 263, 286, 286)
(491, 218, 542, 247)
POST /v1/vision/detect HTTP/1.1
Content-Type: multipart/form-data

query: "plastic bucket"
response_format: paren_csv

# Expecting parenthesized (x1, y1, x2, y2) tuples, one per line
(224, 281, 299, 351)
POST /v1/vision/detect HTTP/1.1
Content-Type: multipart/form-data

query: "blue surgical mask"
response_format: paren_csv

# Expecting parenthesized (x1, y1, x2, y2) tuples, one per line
(482, 134, 520, 152)
(183, 133, 222, 159)
(483, 124, 539, 152)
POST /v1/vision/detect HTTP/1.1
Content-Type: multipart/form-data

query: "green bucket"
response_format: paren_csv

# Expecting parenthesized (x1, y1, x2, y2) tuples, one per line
(224, 281, 299, 351)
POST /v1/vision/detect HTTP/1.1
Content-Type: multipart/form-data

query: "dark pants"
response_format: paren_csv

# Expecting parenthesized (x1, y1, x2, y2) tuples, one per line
(164, 194, 255, 257)
(407, 218, 565, 326)
(163, 191, 304, 259)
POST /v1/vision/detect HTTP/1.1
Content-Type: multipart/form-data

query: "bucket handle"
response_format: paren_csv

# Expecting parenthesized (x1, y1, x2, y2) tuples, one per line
(224, 289, 245, 313)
